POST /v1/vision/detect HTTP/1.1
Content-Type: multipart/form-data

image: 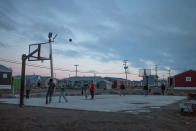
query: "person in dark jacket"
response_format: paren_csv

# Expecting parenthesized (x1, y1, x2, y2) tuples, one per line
(161, 83, 166, 95)
(90, 81, 95, 99)
(120, 82, 125, 96)
(46, 78, 56, 104)
(144, 85, 148, 96)
(83, 81, 89, 99)
(26, 79, 31, 99)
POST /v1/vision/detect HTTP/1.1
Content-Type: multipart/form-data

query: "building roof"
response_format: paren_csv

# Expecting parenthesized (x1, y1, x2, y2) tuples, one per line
(65, 76, 103, 81)
(0, 64, 12, 72)
(174, 69, 196, 77)
(104, 77, 127, 81)
(13, 75, 52, 81)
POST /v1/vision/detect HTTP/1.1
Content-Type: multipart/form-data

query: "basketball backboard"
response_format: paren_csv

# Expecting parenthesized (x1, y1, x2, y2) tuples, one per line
(28, 42, 51, 61)
(139, 69, 151, 77)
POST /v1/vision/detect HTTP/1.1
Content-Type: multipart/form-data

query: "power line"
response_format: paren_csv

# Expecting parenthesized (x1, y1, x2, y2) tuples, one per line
(78, 71, 124, 74)
(0, 58, 127, 75)
(0, 58, 74, 72)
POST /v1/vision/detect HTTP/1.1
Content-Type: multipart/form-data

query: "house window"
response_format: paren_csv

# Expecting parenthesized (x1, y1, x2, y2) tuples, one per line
(3, 73, 7, 79)
(186, 77, 191, 82)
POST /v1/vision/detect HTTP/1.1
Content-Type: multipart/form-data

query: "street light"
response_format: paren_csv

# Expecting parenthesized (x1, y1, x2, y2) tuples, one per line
(48, 32, 53, 39)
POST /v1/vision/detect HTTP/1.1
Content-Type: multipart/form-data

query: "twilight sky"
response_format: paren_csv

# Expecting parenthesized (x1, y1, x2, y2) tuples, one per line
(0, 0, 196, 80)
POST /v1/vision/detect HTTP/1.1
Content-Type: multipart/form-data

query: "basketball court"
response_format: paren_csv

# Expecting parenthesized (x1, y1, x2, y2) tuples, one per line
(0, 95, 186, 113)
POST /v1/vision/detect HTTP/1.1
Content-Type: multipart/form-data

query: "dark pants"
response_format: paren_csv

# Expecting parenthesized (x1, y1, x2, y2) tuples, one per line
(144, 90, 148, 96)
(162, 90, 165, 95)
(90, 91, 94, 99)
(120, 89, 125, 96)
(46, 88, 54, 104)
(81, 88, 83, 95)
(26, 90, 30, 98)
(59, 91, 68, 102)
(84, 90, 88, 99)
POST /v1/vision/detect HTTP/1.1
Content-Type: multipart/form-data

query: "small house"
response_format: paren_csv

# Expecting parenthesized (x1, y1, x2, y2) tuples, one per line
(97, 80, 112, 89)
(171, 70, 196, 89)
(0, 64, 12, 89)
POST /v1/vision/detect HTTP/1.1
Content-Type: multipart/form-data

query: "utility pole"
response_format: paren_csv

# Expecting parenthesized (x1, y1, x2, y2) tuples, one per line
(94, 73, 96, 85)
(144, 69, 148, 88)
(123, 60, 128, 87)
(162, 75, 165, 80)
(168, 69, 171, 77)
(168, 69, 171, 88)
(48, 32, 58, 79)
(155, 64, 158, 87)
(48, 32, 54, 79)
(155, 64, 158, 76)
(74, 65, 79, 77)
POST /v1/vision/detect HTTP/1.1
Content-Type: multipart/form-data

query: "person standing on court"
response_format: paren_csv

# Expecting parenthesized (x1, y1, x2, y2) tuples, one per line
(46, 78, 56, 104)
(26, 79, 31, 99)
(144, 85, 148, 96)
(81, 83, 84, 96)
(120, 82, 125, 96)
(161, 83, 166, 95)
(59, 81, 68, 103)
(90, 81, 95, 99)
(83, 81, 89, 99)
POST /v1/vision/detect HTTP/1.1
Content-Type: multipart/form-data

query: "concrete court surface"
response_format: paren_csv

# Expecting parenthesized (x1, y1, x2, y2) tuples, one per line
(0, 95, 186, 113)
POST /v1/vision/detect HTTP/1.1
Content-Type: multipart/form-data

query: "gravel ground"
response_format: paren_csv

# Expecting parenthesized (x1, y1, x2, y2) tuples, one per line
(0, 101, 196, 131)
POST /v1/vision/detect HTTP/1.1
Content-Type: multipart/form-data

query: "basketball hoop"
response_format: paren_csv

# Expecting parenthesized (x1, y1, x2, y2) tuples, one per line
(139, 69, 151, 77)
(28, 42, 51, 61)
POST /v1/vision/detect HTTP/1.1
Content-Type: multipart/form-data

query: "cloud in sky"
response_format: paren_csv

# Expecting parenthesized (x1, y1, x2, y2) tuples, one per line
(0, 0, 196, 80)
(0, 42, 8, 48)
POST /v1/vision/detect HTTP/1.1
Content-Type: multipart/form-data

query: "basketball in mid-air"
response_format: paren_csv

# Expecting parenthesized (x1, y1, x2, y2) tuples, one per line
(69, 38, 72, 42)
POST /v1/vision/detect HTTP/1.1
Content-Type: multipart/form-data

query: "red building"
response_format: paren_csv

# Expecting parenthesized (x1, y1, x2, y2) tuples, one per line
(171, 70, 196, 88)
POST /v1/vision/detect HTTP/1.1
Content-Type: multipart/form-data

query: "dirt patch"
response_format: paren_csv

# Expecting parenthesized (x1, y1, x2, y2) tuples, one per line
(0, 102, 196, 131)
